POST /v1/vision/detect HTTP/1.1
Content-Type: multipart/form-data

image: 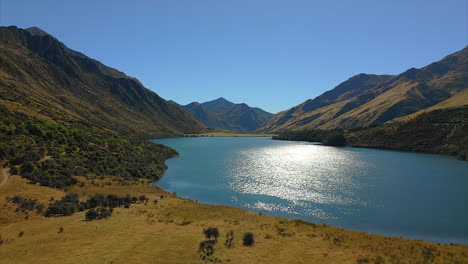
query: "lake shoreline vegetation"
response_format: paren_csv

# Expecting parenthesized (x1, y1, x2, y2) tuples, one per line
(1, 105, 468, 263)
(272, 106, 468, 160)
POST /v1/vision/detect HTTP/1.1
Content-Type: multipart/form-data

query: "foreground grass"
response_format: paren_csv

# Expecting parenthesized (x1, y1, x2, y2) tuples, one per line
(0, 175, 467, 264)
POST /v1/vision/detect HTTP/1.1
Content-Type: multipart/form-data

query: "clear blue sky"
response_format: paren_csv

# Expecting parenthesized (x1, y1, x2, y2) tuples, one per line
(1, 0, 466, 113)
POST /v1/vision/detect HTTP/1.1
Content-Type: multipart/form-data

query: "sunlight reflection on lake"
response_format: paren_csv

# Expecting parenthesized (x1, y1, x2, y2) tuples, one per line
(151, 137, 468, 244)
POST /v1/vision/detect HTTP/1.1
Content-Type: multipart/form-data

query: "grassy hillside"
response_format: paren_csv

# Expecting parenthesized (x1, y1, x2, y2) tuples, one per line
(347, 106, 468, 160)
(395, 89, 468, 122)
(1, 174, 468, 264)
(1, 96, 466, 263)
(0, 26, 205, 138)
(259, 47, 467, 133)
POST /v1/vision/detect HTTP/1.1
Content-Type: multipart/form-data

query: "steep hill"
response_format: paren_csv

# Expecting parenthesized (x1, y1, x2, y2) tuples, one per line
(347, 106, 468, 159)
(395, 88, 468, 122)
(259, 47, 467, 132)
(0, 26, 205, 137)
(171, 98, 273, 133)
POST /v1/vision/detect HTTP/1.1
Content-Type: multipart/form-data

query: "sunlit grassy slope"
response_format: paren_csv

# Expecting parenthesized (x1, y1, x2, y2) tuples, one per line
(259, 47, 467, 132)
(1, 175, 467, 264)
(0, 26, 205, 138)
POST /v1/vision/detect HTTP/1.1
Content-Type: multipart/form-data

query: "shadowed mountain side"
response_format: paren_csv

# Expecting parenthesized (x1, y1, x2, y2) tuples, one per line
(259, 46, 467, 132)
(347, 106, 468, 159)
(201, 97, 236, 113)
(170, 98, 273, 133)
(0, 26, 205, 137)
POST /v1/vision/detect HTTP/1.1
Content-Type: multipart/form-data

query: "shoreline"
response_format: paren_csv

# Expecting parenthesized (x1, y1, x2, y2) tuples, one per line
(151, 180, 468, 246)
(1, 172, 467, 263)
(151, 138, 468, 246)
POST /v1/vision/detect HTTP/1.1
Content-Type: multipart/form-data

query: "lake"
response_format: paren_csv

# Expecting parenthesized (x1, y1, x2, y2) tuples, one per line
(151, 137, 468, 244)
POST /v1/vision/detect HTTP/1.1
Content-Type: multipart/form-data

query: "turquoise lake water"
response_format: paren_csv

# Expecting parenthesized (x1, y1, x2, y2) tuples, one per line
(151, 137, 468, 244)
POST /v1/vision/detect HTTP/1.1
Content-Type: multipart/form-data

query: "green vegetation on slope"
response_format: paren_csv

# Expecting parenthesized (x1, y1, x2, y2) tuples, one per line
(273, 128, 346, 146)
(0, 26, 205, 138)
(0, 105, 177, 189)
(273, 106, 468, 159)
(347, 106, 468, 160)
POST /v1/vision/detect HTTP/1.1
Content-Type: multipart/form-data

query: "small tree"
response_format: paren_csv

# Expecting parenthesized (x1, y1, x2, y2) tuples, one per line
(225, 230, 234, 248)
(243, 232, 254, 246)
(85, 208, 98, 221)
(203, 227, 219, 241)
(212, 227, 219, 241)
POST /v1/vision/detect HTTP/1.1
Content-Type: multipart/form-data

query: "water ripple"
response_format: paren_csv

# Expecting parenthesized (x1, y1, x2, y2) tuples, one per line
(227, 143, 371, 208)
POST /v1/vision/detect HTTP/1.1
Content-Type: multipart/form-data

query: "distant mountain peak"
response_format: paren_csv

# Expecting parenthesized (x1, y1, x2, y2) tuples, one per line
(176, 97, 273, 133)
(25, 26, 52, 37)
(202, 97, 236, 112)
(212, 97, 232, 103)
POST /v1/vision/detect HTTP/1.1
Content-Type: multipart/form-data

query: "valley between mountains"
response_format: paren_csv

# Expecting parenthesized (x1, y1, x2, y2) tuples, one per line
(0, 26, 467, 263)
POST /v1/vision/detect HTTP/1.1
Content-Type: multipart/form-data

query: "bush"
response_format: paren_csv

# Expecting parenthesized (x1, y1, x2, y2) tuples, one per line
(243, 232, 254, 246)
(274, 128, 346, 147)
(323, 132, 346, 146)
(225, 230, 234, 248)
(85, 207, 112, 221)
(203, 227, 219, 241)
(10, 166, 18, 175)
(199, 241, 215, 256)
(45, 193, 80, 217)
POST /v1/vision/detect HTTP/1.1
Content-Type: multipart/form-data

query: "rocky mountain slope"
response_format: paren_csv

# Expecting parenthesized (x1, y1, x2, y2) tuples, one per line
(0, 26, 205, 138)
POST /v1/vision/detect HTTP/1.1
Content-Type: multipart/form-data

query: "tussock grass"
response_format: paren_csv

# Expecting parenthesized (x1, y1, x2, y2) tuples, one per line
(0, 176, 467, 264)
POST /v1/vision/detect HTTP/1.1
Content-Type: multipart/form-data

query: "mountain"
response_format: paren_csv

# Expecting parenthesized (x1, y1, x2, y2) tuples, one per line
(201, 97, 236, 113)
(170, 98, 273, 133)
(0, 26, 205, 137)
(259, 47, 468, 132)
(347, 106, 468, 159)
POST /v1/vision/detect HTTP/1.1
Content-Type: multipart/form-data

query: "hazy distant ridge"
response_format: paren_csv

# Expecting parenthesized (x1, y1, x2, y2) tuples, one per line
(170, 97, 273, 133)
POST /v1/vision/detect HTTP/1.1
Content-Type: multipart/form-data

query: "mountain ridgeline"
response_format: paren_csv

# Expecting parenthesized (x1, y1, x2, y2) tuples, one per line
(259, 46, 467, 132)
(264, 46, 467, 159)
(0, 26, 205, 138)
(170, 97, 273, 133)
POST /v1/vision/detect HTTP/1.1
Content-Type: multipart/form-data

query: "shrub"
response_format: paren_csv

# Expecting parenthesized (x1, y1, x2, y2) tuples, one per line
(203, 227, 219, 241)
(85, 208, 98, 220)
(225, 230, 234, 248)
(243, 232, 254, 246)
(323, 132, 346, 146)
(199, 241, 215, 256)
(85, 207, 112, 221)
(45, 193, 80, 217)
(10, 166, 18, 175)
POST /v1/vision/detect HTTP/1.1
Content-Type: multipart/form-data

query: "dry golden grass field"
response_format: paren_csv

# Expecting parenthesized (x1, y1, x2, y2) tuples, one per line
(0, 171, 467, 264)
